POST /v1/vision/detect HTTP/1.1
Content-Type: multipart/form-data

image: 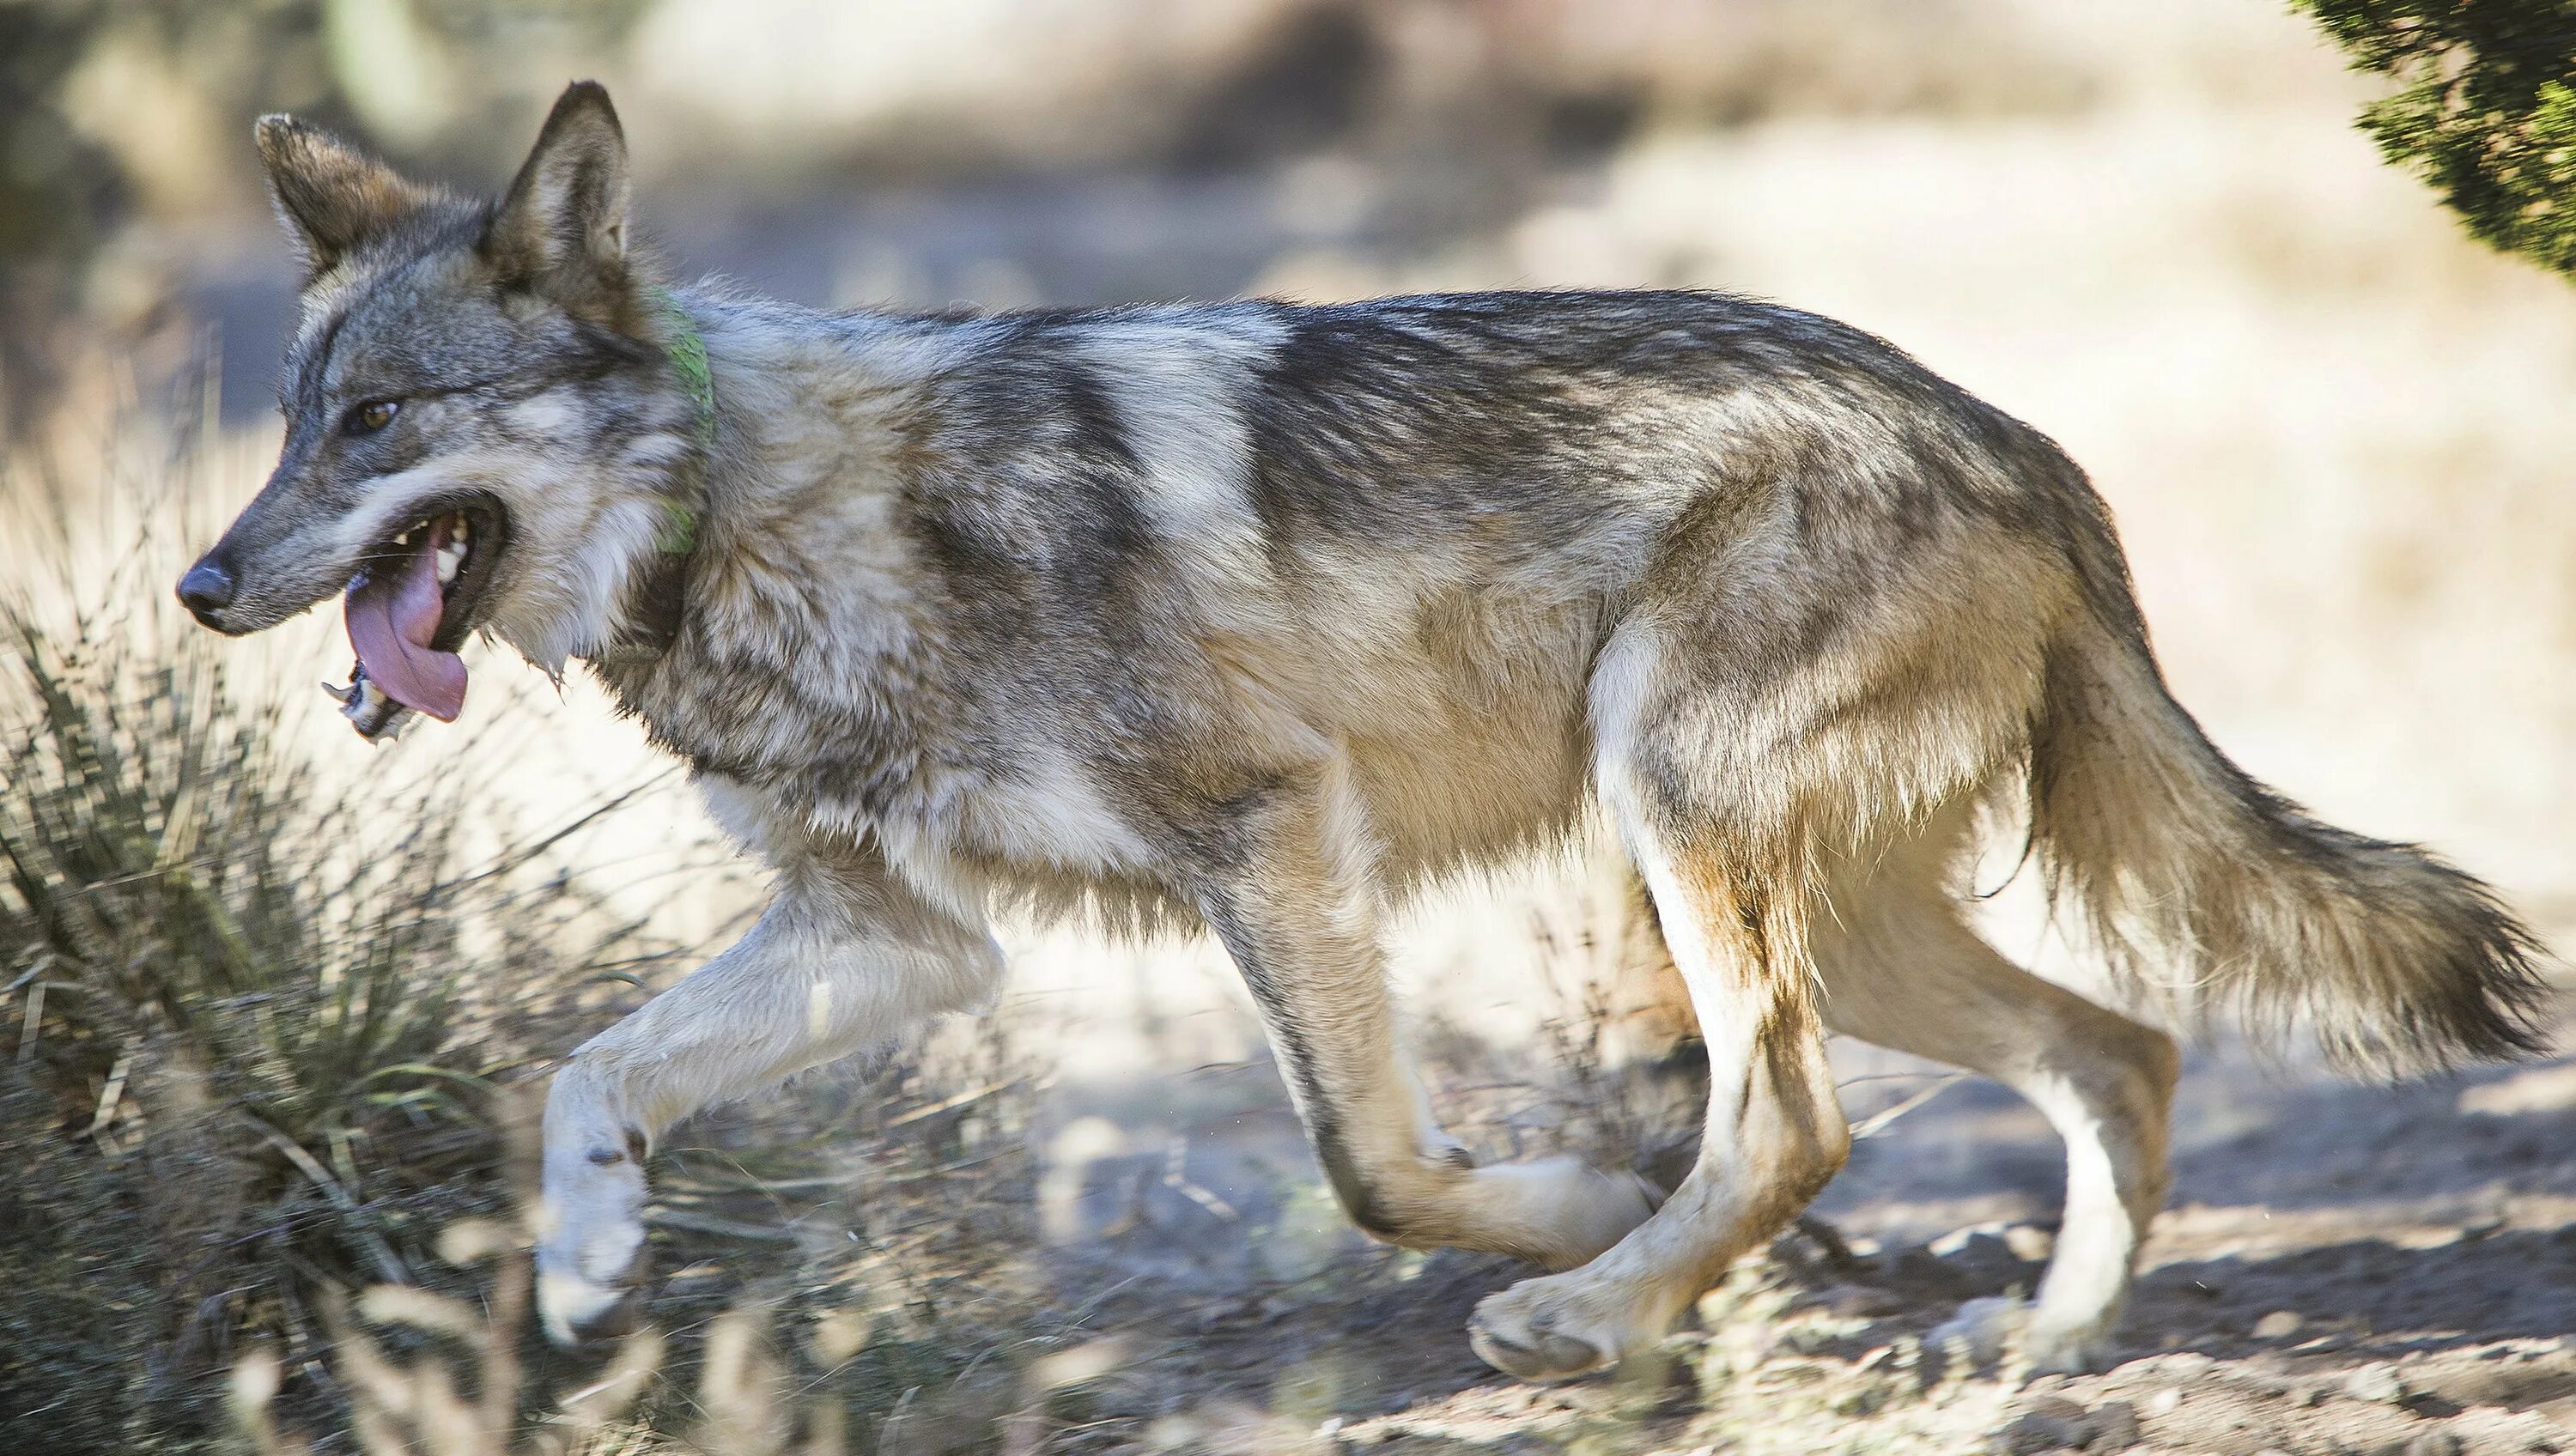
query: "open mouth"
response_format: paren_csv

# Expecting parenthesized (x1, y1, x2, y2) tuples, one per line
(329, 494, 509, 741)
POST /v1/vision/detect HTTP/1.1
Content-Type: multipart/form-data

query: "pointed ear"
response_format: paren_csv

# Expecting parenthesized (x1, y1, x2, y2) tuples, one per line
(254, 115, 432, 274)
(482, 82, 631, 313)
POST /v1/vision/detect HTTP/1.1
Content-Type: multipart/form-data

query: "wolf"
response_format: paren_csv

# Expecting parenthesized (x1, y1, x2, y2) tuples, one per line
(179, 82, 2549, 1381)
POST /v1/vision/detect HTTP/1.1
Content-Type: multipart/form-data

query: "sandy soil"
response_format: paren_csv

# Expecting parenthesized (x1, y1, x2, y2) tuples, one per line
(89, 6, 2576, 1449)
(996, 995, 2576, 1456)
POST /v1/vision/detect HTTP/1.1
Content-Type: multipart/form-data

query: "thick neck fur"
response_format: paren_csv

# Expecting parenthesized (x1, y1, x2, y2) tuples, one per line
(580, 291, 969, 846)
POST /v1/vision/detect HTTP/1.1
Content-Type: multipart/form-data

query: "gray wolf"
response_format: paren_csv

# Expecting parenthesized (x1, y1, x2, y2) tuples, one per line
(179, 82, 2548, 1381)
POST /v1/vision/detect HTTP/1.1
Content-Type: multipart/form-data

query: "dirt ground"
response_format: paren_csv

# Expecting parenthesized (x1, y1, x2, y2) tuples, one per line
(1003, 993, 2576, 1456)
(41, 5, 2573, 1449)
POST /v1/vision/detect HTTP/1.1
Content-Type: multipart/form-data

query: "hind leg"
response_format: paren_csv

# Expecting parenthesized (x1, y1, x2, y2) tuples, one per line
(1599, 820, 2178, 1373)
(1466, 488, 2075, 1380)
(1469, 780, 1853, 1380)
(1814, 821, 2178, 1373)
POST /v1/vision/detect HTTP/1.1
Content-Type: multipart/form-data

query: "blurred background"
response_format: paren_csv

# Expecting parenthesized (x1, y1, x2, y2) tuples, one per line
(9, 3, 2576, 1453)
(14, 0, 2576, 898)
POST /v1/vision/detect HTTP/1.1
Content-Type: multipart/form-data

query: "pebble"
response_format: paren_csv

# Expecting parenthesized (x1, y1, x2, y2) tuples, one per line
(2405, 1430, 2464, 1456)
(2147, 1387, 2185, 1417)
(2345, 1362, 2409, 1404)
(1929, 1295, 2022, 1367)
(2089, 1398, 2142, 1452)
(2252, 1310, 2305, 1340)
(2081, 1391, 2143, 1442)
(1998, 1395, 2092, 1455)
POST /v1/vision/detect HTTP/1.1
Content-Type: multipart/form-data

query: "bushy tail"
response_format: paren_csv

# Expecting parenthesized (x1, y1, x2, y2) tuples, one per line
(2030, 606, 2549, 1077)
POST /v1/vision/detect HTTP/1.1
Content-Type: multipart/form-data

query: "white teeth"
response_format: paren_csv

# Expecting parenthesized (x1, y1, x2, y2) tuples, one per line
(453, 515, 471, 543)
(337, 674, 388, 725)
(436, 539, 466, 585)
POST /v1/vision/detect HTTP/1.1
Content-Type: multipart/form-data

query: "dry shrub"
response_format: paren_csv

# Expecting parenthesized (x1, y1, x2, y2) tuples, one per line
(0, 387, 1050, 1453)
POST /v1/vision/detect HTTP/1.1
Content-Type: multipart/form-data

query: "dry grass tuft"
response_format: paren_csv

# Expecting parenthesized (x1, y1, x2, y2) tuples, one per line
(0, 387, 1058, 1454)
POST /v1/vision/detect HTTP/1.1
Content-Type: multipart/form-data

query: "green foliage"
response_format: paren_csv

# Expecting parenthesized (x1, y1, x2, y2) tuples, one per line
(2294, 0, 2576, 275)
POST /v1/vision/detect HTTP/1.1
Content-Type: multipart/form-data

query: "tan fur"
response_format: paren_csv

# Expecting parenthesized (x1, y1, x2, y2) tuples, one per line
(189, 85, 2549, 1380)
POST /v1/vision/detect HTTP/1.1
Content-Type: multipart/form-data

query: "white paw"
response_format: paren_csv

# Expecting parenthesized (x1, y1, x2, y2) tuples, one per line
(2024, 1308, 2121, 1375)
(538, 1264, 644, 1347)
(538, 1077, 651, 1346)
(535, 1158, 647, 1344)
(534, 1156, 647, 1346)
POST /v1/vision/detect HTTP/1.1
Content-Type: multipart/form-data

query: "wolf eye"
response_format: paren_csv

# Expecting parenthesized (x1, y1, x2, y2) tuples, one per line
(344, 399, 400, 435)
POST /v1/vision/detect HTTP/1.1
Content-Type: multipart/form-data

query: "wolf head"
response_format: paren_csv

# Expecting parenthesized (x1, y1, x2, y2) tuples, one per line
(178, 82, 697, 734)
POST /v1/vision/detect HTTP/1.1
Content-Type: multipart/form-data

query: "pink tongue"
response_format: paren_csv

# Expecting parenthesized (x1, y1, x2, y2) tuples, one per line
(344, 517, 466, 722)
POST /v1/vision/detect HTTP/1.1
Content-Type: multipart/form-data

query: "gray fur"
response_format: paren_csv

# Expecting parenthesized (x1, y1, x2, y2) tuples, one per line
(181, 84, 2550, 1380)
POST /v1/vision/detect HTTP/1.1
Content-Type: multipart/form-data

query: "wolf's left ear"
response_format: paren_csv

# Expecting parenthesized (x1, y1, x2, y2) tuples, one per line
(483, 82, 631, 318)
(256, 116, 434, 275)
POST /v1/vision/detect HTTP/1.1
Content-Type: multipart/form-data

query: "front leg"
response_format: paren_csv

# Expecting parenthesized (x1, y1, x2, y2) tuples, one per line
(537, 838, 1002, 1345)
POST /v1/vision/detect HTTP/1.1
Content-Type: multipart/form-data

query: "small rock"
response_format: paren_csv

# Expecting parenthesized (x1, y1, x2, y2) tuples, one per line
(2088, 1399, 2142, 1452)
(2003, 1223, 2058, 1263)
(2347, 1363, 2409, 1405)
(2147, 1388, 2185, 1417)
(2405, 1431, 2464, 1456)
(1998, 1395, 2091, 1455)
(1930, 1296, 2024, 1368)
(2253, 1310, 2305, 1340)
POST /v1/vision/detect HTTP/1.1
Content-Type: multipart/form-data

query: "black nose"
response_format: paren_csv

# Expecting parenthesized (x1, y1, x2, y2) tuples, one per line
(176, 558, 237, 627)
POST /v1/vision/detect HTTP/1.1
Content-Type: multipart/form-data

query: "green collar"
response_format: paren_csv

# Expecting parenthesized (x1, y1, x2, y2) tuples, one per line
(594, 288, 713, 667)
(652, 286, 715, 555)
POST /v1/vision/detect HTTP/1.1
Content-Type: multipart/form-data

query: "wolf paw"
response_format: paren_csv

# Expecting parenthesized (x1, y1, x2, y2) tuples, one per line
(535, 1191, 648, 1348)
(1467, 1273, 1644, 1383)
(1931, 1295, 2119, 1376)
(537, 1104, 653, 1348)
(538, 1263, 646, 1348)
(2024, 1313, 2121, 1376)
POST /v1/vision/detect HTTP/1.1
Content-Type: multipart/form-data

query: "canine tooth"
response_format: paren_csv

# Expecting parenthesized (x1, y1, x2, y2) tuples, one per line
(437, 539, 465, 585)
(453, 516, 471, 543)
